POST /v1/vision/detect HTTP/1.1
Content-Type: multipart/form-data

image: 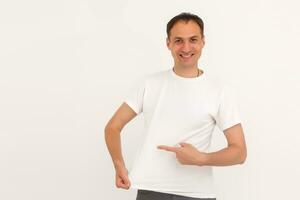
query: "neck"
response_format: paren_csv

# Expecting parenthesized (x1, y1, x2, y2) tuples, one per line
(173, 65, 203, 78)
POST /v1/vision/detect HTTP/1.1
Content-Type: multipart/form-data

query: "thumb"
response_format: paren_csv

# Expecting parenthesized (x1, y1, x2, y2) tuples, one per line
(122, 173, 131, 186)
(179, 142, 189, 147)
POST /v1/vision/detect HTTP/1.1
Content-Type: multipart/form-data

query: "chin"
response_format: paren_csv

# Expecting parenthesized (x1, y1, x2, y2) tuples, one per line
(180, 64, 196, 68)
(178, 60, 196, 65)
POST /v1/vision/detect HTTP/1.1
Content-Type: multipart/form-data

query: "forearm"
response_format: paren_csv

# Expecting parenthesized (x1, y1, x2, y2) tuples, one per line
(104, 126, 126, 169)
(203, 145, 246, 166)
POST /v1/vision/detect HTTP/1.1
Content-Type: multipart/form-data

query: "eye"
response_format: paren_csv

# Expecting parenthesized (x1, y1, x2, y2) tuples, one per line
(174, 39, 181, 43)
(191, 38, 198, 42)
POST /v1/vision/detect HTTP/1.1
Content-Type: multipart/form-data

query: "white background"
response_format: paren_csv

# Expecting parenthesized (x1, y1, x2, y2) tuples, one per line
(1, 0, 300, 200)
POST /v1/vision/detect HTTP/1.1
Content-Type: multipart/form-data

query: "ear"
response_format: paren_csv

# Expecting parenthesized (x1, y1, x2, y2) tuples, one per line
(166, 37, 171, 50)
(202, 35, 205, 46)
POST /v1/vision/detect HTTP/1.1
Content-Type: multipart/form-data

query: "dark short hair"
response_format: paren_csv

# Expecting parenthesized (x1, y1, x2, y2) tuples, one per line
(166, 12, 204, 38)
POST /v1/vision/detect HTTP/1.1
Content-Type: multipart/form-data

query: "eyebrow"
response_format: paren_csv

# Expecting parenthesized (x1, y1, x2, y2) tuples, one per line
(173, 36, 199, 40)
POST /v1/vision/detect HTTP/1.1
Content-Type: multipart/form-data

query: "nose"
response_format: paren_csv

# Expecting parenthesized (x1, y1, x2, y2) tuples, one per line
(181, 41, 192, 52)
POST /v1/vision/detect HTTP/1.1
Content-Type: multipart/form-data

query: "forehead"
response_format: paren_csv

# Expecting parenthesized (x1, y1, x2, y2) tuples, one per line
(169, 20, 202, 38)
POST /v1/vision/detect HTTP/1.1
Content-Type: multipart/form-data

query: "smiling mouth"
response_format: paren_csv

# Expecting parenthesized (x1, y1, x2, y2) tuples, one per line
(180, 54, 194, 59)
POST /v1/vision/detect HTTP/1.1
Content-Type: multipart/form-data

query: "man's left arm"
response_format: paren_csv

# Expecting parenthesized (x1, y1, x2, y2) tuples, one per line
(204, 123, 247, 166)
(157, 123, 247, 166)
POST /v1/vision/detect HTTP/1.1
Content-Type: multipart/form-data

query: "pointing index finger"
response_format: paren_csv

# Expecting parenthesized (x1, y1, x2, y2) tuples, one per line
(157, 145, 178, 152)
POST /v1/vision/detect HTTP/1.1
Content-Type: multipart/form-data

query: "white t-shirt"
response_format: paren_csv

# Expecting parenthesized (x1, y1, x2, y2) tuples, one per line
(124, 68, 242, 198)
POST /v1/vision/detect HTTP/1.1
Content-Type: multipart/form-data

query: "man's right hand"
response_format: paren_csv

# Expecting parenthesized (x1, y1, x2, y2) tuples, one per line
(115, 166, 131, 190)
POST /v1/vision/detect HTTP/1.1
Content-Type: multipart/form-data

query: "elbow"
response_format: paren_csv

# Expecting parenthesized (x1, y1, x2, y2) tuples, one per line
(239, 150, 247, 164)
(104, 123, 121, 137)
(239, 155, 247, 164)
(230, 144, 247, 165)
(104, 120, 114, 133)
(104, 124, 114, 136)
(104, 124, 111, 134)
(104, 125, 116, 144)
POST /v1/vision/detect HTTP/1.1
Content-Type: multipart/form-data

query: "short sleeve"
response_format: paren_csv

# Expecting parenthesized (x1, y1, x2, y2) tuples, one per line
(215, 85, 242, 131)
(123, 80, 146, 114)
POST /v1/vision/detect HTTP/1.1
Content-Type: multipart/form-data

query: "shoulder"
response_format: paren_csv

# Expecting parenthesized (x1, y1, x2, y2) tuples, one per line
(202, 73, 238, 98)
(147, 69, 169, 80)
(143, 69, 170, 85)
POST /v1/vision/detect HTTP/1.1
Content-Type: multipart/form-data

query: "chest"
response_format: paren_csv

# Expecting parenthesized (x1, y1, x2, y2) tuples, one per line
(143, 81, 219, 123)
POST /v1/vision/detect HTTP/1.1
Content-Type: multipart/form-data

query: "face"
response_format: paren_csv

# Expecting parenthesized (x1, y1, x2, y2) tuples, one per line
(167, 20, 205, 69)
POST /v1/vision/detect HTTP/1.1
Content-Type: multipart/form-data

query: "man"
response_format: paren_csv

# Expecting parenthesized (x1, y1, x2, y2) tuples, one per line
(105, 12, 247, 200)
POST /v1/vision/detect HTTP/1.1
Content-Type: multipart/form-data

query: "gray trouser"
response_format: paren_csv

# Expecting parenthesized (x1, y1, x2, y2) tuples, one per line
(136, 189, 217, 200)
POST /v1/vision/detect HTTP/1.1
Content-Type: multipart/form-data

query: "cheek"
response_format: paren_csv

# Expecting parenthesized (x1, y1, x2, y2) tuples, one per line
(172, 49, 180, 55)
(194, 46, 203, 53)
(171, 51, 179, 58)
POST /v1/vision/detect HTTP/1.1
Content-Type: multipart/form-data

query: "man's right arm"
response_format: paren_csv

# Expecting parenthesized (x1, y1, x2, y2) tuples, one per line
(104, 102, 137, 189)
